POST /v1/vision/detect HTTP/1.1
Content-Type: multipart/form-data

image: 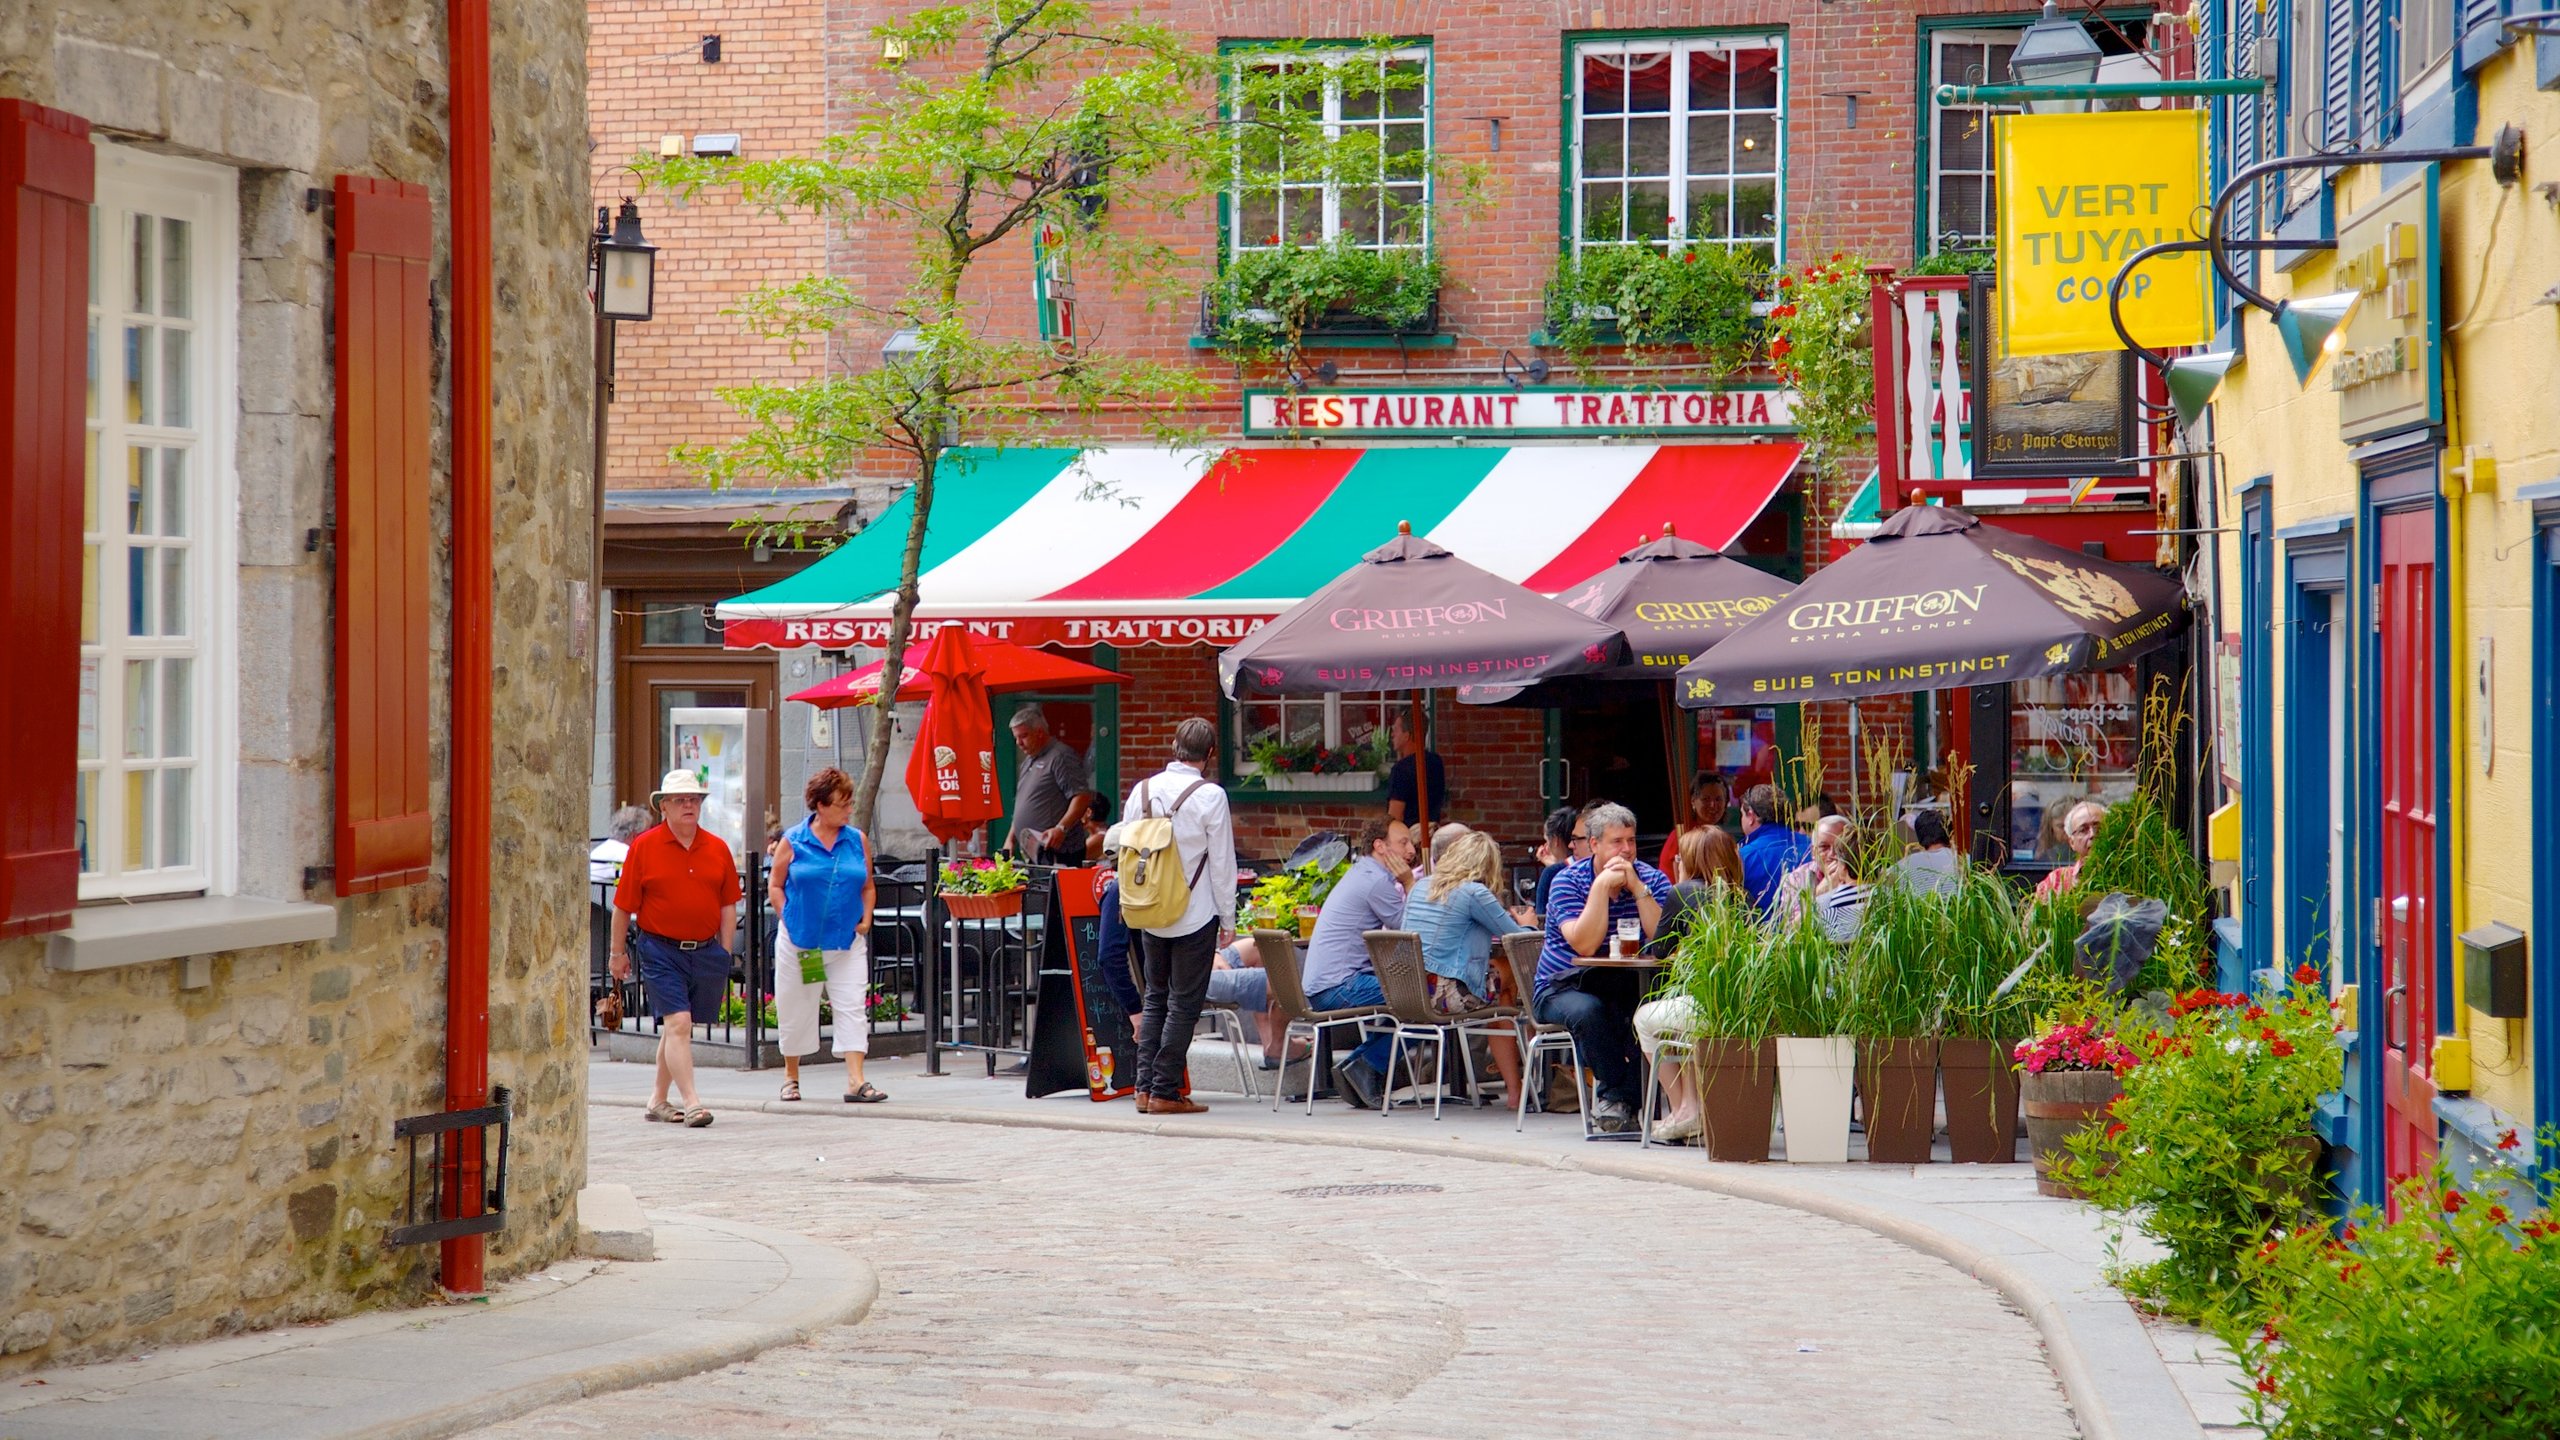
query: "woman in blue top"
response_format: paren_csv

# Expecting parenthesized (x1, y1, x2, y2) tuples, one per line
(1401, 827, 1534, 1107)
(768, 767, 881, 1103)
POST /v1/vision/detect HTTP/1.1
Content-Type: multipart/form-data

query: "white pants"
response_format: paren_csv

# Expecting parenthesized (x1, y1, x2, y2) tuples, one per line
(1632, 994, 1701, 1062)
(774, 927, 870, 1058)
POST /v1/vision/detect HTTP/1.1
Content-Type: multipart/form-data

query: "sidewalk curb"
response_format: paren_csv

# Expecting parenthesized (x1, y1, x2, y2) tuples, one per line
(338, 1213, 879, 1440)
(597, 1092, 2192, 1440)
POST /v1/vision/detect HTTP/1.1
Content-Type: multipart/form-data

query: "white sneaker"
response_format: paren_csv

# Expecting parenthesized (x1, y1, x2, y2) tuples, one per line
(1655, 1112, 1703, 1144)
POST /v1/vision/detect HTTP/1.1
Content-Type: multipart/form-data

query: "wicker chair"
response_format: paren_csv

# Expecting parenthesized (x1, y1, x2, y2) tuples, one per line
(1501, 932, 1592, 1137)
(1254, 929, 1386, 1115)
(1364, 930, 1519, 1120)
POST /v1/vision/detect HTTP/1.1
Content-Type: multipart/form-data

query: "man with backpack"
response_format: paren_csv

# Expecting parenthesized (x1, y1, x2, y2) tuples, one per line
(1117, 717, 1237, 1115)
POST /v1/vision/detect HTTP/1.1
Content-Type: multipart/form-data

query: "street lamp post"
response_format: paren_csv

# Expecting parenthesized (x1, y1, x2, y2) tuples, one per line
(2006, 1, 2106, 115)
(589, 197, 659, 664)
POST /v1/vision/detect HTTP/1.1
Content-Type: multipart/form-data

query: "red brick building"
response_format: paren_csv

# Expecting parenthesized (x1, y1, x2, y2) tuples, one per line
(589, 1, 2183, 869)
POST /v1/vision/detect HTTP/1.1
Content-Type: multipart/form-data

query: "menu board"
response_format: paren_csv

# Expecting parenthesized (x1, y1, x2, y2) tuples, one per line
(1052, 867, 1135, 1099)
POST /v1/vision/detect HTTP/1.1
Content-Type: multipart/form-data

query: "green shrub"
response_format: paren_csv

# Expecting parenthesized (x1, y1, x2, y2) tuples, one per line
(2063, 982, 2344, 1321)
(1211, 240, 1442, 358)
(1546, 241, 1766, 377)
(2232, 1134, 2560, 1438)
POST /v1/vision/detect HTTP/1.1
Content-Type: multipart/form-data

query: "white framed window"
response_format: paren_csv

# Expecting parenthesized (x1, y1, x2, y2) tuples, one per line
(81, 144, 237, 900)
(1231, 46, 1433, 254)
(1232, 694, 1398, 764)
(1927, 31, 2021, 253)
(1570, 34, 1785, 259)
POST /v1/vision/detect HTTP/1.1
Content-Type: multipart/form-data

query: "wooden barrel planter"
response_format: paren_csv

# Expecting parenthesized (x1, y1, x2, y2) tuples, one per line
(1941, 1037, 2024, 1164)
(1857, 1039, 1941, 1164)
(2021, 1068, 2122, 1198)
(1694, 1038, 1777, 1163)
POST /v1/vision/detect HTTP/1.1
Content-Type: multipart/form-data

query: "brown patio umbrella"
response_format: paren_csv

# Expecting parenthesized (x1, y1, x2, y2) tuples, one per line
(1217, 524, 1624, 833)
(1673, 505, 2189, 709)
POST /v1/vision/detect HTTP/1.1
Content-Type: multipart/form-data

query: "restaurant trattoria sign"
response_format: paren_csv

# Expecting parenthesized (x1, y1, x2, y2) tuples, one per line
(1244, 385, 1797, 438)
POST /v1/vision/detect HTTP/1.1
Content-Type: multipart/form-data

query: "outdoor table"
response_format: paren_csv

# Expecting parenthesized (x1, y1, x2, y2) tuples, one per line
(1565, 950, 1664, 1140)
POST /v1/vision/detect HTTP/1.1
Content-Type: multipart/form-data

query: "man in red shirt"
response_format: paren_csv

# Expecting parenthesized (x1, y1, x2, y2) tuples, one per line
(610, 770, 743, 1126)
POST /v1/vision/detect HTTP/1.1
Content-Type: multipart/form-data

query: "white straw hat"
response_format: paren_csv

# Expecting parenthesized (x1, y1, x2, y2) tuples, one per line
(651, 768, 711, 803)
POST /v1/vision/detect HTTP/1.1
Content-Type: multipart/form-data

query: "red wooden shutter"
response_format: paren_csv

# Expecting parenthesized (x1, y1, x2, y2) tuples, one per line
(0, 101, 93, 939)
(332, 177, 435, 895)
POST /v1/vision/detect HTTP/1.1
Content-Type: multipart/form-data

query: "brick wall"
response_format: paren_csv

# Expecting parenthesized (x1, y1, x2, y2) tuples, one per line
(589, 0, 829, 490)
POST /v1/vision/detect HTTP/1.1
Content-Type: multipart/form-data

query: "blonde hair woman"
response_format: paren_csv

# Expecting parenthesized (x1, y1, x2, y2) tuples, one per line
(1400, 827, 1534, 1107)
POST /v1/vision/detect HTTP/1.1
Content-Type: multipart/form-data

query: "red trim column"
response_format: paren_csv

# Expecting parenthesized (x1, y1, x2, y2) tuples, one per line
(442, 0, 494, 1294)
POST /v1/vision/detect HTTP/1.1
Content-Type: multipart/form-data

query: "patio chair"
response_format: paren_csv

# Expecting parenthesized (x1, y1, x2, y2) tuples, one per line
(1254, 929, 1387, 1116)
(1501, 932, 1592, 1138)
(1366, 931, 1519, 1121)
(1639, 1036, 1695, 1149)
(1196, 998, 1261, 1101)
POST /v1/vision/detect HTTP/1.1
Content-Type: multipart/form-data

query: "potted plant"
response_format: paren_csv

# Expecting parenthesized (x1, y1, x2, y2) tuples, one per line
(938, 852, 1028, 918)
(1206, 240, 1443, 359)
(1760, 908, 1855, 1164)
(1246, 732, 1389, 792)
(2015, 1017, 2139, 1198)
(1242, 853, 1349, 937)
(1939, 871, 2042, 1164)
(1843, 881, 1946, 1165)
(1544, 240, 1767, 379)
(1668, 888, 1776, 1162)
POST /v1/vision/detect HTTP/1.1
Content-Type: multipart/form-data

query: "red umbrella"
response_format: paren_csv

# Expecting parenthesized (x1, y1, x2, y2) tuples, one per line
(902, 628, 1005, 845)
(790, 637, 1125, 709)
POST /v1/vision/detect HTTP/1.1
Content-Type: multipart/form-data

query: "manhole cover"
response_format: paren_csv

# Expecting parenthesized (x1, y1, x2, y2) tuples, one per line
(1282, 1183, 1444, 1199)
(842, 1174, 977, 1186)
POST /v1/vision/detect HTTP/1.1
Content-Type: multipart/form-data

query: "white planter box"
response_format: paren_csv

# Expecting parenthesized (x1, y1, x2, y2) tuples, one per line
(1775, 1035, 1856, 1164)
(1253, 771, 1379, 793)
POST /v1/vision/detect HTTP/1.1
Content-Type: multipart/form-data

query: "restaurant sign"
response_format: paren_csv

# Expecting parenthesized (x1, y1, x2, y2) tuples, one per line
(1242, 384, 1796, 439)
(2331, 167, 2440, 443)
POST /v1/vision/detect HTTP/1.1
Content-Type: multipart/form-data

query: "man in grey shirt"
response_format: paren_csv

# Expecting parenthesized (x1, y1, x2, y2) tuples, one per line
(1301, 817, 1412, 1108)
(1006, 703, 1096, 864)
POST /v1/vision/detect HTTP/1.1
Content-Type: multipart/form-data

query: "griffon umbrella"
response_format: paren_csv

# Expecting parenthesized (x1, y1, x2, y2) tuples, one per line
(1218, 524, 1624, 698)
(1673, 505, 2188, 709)
(1460, 525, 1793, 706)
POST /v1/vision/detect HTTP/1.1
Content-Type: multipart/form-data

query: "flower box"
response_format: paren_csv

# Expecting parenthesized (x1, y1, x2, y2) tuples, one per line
(942, 888, 1025, 920)
(1254, 770, 1379, 793)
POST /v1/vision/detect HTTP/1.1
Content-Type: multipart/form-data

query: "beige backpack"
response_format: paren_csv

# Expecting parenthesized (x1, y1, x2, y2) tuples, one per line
(1117, 777, 1208, 929)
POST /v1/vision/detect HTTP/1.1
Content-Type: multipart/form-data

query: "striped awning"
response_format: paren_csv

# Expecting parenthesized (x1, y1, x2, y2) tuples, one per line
(719, 443, 1802, 649)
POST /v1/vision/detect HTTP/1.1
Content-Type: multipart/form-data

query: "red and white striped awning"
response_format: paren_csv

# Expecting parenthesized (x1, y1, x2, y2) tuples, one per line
(720, 443, 1802, 648)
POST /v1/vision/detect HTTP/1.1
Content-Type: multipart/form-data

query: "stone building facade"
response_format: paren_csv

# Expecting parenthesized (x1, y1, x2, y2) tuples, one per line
(1, 1, 595, 1375)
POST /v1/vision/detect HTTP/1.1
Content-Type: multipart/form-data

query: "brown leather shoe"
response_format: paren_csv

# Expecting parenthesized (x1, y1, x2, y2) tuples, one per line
(1133, 1093, 1156, 1114)
(1152, 1095, 1207, 1115)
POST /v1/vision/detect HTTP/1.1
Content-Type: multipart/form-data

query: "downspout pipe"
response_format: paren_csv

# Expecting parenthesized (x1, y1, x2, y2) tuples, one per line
(442, 0, 494, 1295)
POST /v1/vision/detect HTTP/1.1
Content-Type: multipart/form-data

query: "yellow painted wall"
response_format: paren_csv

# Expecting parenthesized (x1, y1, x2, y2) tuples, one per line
(2207, 49, 2557, 1127)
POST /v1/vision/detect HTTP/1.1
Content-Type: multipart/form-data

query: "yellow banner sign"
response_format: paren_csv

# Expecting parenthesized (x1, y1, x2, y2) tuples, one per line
(1994, 110, 2212, 358)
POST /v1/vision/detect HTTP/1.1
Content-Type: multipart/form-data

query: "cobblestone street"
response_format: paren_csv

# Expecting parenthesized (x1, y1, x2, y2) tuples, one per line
(476, 1105, 2077, 1439)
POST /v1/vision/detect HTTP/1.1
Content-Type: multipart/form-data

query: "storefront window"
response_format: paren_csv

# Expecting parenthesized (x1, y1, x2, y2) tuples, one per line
(639, 601, 723, 647)
(1694, 707, 1781, 795)
(2008, 668, 2141, 864)
(1571, 35, 1785, 259)
(1231, 693, 1399, 771)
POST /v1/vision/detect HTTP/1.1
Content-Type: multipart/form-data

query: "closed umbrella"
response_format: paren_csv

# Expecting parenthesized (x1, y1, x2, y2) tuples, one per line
(902, 628, 1005, 845)
(791, 637, 1124, 708)
(1674, 505, 2188, 709)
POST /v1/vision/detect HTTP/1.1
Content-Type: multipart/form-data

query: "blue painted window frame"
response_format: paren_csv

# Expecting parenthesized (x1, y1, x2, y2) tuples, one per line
(2533, 499, 2560, 1186)
(2241, 485, 2275, 982)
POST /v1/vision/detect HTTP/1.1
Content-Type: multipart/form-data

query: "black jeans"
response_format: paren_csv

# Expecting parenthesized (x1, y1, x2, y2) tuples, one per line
(1133, 917, 1219, 1098)
(1534, 967, 1644, 1109)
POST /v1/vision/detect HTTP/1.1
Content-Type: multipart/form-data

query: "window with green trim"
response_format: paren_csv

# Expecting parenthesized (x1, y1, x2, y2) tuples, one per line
(1569, 35, 1785, 260)
(1230, 46, 1432, 254)
(1918, 19, 2154, 257)
(1231, 693, 1397, 772)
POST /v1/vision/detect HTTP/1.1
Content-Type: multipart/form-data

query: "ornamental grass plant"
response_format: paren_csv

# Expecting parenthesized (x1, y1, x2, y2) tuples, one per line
(2061, 974, 2345, 1322)
(1757, 905, 1850, 1037)
(2230, 1130, 2560, 1439)
(1839, 878, 1948, 1040)
(1667, 886, 1773, 1041)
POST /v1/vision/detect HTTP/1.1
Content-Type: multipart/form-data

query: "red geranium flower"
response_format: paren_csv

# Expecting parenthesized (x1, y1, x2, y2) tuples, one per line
(2434, 1243, 2458, 1266)
(2255, 1376, 2278, 1395)
(2270, 1039, 2295, 1057)
(2488, 1204, 2511, 1225)
(2294, 962, 2321, 985)
(2442, 1189, 2467, 1214)
(2498, 1128, 2522, 1151)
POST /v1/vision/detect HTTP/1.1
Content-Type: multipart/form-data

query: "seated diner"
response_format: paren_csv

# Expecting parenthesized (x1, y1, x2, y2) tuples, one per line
(1533, 802, 1673, 1134)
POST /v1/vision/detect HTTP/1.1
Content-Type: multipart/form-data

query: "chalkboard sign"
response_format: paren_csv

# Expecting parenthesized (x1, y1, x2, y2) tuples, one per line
(1052, 867, 1135, 1099)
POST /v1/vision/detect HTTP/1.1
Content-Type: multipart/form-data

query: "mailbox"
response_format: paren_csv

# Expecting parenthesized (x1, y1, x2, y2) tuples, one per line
(2459, 923, 2528, 1020)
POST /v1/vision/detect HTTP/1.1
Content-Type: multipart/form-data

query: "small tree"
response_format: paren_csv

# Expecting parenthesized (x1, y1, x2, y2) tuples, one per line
(650, 3, 1436, 833)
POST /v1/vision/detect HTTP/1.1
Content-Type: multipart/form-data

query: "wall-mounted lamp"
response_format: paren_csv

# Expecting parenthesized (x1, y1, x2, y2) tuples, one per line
(2008, 0, 2107, 114)
(593, 198, 659, 322)
(691, 133, 742, 159)
(1500, 349, 1551, 388)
